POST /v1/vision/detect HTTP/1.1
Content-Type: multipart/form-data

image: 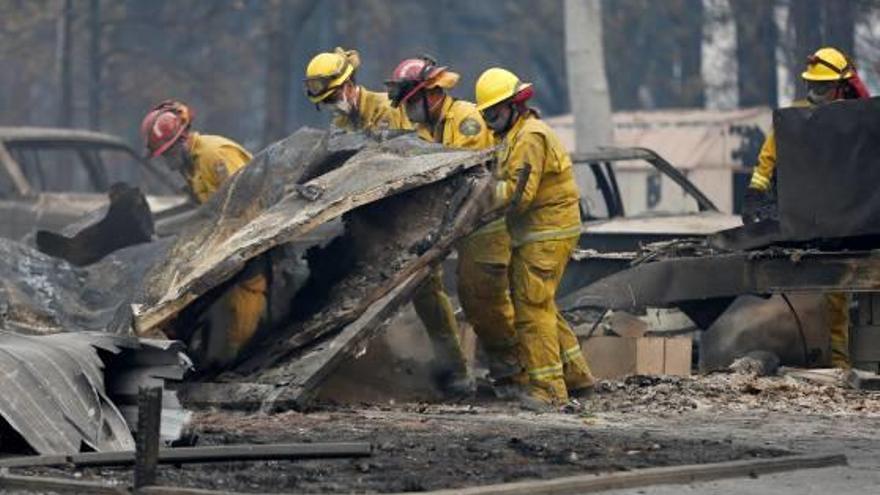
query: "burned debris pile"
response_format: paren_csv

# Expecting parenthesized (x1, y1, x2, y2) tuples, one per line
(116, 129, 493, 410)
(0, 128, 494, 454)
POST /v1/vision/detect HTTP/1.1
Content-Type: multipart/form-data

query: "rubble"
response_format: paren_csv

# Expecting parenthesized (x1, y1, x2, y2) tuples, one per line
(0, 128, 495, 455)
(116, 128, 495, 410)
(0, 332, 189, 456)
(587, 373, 880, 416)
(0, 236, 169, 335)
(9, 406, 788, 493)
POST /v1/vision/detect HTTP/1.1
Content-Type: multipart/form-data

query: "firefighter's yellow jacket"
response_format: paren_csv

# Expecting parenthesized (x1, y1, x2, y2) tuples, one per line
(493, 111, 581, 246)
(333, 87, 411, 132)
(186, 133, 253, 204)
(748, 99, 810, 192)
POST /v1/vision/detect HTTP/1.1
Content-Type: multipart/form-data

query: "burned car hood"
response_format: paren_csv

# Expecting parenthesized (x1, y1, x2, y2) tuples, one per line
(584, 211, 741, 236)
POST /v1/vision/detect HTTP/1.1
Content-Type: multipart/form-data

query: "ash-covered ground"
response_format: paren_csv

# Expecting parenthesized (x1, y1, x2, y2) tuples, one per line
(8, 320, 880, 494)
(11, 403, 787, 494)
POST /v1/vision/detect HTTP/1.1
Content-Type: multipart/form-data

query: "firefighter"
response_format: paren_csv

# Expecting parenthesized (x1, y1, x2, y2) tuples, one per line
(304, 47, 409, 132)
(385, 56, 523, 395)
(140, 100, 267, 365)
(306, 50, 470, 395)
(743, 47, 870, 368)
(473, 67, 594, 406)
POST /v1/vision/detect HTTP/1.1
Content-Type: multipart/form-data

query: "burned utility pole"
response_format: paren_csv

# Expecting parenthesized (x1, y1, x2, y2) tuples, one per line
(565, 0, 613, 192)
(134, 387, 162, 490)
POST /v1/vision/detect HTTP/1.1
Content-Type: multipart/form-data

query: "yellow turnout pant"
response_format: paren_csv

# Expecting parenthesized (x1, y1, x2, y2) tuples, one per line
(456, 227, 521, 382)
(510, 237, 593, 404)
(413, 268, 468, 377)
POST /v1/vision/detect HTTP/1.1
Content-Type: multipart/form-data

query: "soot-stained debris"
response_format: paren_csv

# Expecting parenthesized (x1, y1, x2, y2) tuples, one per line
(586, 373, 880, 415)
(13, 406, 788, 493)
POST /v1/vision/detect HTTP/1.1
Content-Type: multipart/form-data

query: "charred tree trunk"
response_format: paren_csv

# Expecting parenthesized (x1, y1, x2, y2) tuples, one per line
(822, 0, 855, 58)
(89, 0, 102, 130)
(790, 0, 822, 99)
(263, 0, 320, 146)
(673, 0, 704, 107)
(57, 0, 74, 128)
(733, 0, 778, 108)
(262, 0, 293, 146)
(602, 0, 640, 111)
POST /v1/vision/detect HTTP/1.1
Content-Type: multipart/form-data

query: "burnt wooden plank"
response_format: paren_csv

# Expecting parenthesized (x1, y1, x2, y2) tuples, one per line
(0, 442, 371, 468)
(268, 269, 430, 410)
(254, 167, 495, 409)
(175, 382, 280, 411)
(414, 453, 847, 495)
(0, 474, 129, 494)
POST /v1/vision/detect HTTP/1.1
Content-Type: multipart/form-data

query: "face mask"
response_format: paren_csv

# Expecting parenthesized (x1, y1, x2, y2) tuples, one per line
(158, 142, 190, 173)
(483, 104, 513, 133)
(806, 81, 838, 105)
(405, 95, 428, 124)
(331, 97, 354, 116)
(322, 85, 356, 116)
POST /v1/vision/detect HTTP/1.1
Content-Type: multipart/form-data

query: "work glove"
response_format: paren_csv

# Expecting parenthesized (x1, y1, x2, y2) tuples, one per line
(475, 180, 500, 218)
(741, 187, 766, 225)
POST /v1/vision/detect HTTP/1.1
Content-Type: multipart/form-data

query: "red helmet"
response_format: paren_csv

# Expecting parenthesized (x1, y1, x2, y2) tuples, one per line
(140, 100, 193, 158)
(385, 56, 449, 107)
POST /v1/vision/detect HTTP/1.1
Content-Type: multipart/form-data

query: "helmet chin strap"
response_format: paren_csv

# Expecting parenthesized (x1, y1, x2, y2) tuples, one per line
(496, 103, 518, 134)
(424, 91, 444, 128)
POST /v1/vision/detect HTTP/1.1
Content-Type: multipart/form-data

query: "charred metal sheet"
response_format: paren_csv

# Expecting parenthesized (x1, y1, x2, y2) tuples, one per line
(258, 198, 484, 410)
(0, 332, 134, 455)
(559, 249, 880, 313)
(105, 340, 193, 445)
(775, 98, 880, 241)
(126, 129, 492, 338)
(705, 99, 880, 251)
(709, 220, 783, 251)
(35, 183, 155, 266)
(0, 332, 189, 456)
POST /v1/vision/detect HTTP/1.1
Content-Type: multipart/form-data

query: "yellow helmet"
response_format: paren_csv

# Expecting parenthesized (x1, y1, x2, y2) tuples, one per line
(475, 67, 533, 111)
(304, 48, 360, 103)
(802, 47, 853, 81)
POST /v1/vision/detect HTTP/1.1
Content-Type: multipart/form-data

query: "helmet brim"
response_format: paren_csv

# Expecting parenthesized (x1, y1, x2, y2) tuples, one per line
(148, 126, 187, 158)
(801, 70, 852, 82)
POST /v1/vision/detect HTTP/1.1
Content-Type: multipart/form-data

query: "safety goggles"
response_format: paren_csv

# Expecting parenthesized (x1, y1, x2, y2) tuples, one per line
(303, 62, 351, 99)
(304, 76, 337, 99)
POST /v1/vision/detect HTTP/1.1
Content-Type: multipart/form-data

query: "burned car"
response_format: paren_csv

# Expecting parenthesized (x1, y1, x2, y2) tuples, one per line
(0, 127, 188, 240)
(557, 147, 741, 297)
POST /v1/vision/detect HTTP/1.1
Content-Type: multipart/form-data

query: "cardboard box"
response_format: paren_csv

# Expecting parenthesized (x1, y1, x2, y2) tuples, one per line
(580, 335, 692, 379)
